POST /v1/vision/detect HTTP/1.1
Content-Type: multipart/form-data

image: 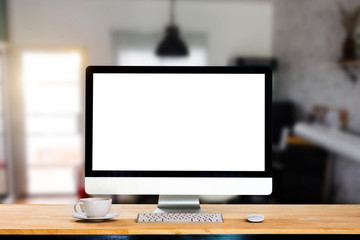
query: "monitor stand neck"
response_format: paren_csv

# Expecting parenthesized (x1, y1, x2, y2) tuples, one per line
(153, 195, 204, 213)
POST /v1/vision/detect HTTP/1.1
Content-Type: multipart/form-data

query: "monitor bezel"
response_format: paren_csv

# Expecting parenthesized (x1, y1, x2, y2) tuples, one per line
(85, 66, 272, 178)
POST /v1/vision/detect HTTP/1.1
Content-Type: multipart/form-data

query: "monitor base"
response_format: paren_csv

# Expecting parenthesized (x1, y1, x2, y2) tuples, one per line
(153, 195, 204, 213)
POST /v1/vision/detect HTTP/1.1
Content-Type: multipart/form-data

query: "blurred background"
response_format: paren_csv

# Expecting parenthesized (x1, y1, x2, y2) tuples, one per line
(1, 0, 360, 204)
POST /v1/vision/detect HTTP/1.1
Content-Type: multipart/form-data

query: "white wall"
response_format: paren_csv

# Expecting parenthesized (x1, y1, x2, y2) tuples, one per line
(274, 0, 360, 203)
(8, 0, 274, 65)
(274, 0, 360, 132)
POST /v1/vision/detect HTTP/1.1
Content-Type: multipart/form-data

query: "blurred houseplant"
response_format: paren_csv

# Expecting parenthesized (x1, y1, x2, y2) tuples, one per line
(339, 3, 360, 61)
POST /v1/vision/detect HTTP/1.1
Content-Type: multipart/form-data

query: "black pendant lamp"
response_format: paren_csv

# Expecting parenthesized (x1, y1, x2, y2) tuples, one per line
(156, 0, 189, 57)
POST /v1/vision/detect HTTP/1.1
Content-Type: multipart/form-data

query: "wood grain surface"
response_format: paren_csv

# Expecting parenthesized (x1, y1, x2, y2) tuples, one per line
(0, 204, 359, 235)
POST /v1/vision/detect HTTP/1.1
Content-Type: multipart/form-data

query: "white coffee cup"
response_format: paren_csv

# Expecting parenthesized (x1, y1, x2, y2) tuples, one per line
(74, 198, 112, 217)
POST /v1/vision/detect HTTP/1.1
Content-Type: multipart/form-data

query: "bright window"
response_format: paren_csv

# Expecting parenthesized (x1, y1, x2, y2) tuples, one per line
(21, 51, 83, 195)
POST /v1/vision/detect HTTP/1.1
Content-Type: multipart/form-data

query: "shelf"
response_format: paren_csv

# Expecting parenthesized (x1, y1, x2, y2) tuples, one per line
(294, 122, 360, 162)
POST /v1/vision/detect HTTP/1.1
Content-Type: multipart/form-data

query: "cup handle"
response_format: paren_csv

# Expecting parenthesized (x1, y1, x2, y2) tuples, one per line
(74, 202, 85, 214)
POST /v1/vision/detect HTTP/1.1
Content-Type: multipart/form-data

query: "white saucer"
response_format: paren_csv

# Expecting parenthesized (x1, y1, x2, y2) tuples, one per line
(247, 214, 265, 223)
(72, 212, 119, 221)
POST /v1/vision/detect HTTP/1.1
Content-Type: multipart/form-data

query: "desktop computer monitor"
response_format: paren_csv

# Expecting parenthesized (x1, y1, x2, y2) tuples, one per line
(85, 66, 272, 213)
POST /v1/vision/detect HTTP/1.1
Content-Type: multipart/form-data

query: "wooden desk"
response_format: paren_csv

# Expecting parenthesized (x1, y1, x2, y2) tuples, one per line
(0, 204, 360, 235)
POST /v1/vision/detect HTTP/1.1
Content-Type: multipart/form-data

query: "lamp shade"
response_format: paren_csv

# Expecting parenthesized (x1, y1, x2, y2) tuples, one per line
(156, 25, 189, 57)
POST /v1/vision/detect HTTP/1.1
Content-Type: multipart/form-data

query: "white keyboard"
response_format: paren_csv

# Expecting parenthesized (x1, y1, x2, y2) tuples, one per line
(137, 213, 223, 223)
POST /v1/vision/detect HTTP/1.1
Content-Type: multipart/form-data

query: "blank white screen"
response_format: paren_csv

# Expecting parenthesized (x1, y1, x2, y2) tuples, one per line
(92, 73, 265, 171)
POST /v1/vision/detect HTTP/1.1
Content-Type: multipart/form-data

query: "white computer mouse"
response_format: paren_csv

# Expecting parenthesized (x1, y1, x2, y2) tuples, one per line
(247, 214, 265, 223)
